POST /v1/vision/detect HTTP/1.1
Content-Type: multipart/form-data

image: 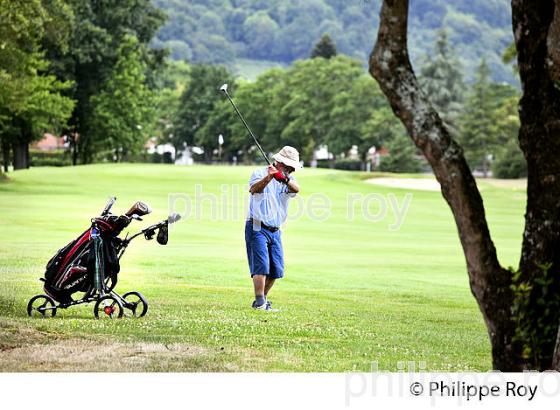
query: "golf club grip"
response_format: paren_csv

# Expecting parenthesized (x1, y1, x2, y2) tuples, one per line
(222, 90, 271, 166)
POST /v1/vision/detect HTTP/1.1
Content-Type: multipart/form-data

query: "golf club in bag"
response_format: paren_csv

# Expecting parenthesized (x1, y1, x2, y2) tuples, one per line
(219, 83, 289, 183)
(27, 197, 181, 319)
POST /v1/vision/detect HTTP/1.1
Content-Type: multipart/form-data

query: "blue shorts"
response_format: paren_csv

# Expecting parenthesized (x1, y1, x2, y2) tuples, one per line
(245, 220, 284, 279)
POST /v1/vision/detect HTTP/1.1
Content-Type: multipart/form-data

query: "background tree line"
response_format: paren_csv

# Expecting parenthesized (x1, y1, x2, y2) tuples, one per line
(1, 0, 525, 179)
(164, 31, 525, 178)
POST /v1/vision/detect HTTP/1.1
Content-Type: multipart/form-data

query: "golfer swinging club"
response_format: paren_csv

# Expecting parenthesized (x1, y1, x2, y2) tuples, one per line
(246, 146, 301, 311)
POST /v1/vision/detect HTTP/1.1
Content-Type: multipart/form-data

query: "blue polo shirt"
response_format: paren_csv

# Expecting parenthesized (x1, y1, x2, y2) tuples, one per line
(248, 167, 297, 228)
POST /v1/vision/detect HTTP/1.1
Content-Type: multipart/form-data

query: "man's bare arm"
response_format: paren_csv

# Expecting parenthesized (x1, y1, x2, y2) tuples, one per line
(249, 165, 277, 194)
(249, 165, 300, 194)
(250, 174, 274, 194)
(286, 178, 300, 194)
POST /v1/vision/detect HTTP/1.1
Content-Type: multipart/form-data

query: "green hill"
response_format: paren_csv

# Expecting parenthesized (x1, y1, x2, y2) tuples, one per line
(152, 0, 516, 84)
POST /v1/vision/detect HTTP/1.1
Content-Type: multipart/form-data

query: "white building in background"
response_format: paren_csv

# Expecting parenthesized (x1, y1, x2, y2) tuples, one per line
(309, 143, 385, 171)
(175, 148, 194, 165)
(310, 144, 332, 167)
(314, 145, 331, 160)
(348, 145, 360, 160)
(174, 143, 202, 165)
(145, 137, 178, 163)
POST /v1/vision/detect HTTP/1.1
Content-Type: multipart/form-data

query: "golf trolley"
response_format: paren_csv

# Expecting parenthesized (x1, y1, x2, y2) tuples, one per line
(27, 197, 180, 319)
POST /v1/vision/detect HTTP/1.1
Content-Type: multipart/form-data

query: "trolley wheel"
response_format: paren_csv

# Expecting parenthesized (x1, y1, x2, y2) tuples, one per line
(94, 295, 124, 319)
(27, 295, 57, 318)
(122, 291, 148, 318)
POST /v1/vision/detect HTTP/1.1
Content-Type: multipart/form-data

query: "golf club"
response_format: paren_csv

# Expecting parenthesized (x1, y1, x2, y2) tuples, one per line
(219, 83, 272, 166)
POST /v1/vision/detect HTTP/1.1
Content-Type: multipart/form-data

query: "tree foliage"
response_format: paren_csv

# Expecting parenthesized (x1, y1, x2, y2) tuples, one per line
(172, 64, 235, 159)
(418, 29, 465, 135)
(378, 134, 422, 173)
(0, 0, 166, 169)
(0, 0, 75, 170)
(154, 0, 516, 84)
(161, 48, 523, 174)
(311, 34, 337, 59)
(168, 55, 405, 166)
(491, 95, 525, 178)
(46, 0, 167, 163)
(0, 0, 524, 175)
(458, 60, 519, 176)
(89, 35, 155, 161)
(492, 140, 527, 179)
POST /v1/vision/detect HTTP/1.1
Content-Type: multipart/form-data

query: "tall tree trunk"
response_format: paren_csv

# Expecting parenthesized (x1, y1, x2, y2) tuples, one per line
(369, 0, 521, 370)
(1, 140, 10, 172)
(70, 132, 78, 166)
(25, 142, 30, 169)
(13, 119, 32, 170)
(78, 133, 93, 164)
(12, 141, 29, 170)
(512, 0, 560, 370)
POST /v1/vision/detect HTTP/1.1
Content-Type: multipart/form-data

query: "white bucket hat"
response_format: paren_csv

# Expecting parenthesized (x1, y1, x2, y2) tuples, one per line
(272, 146, 303, 171)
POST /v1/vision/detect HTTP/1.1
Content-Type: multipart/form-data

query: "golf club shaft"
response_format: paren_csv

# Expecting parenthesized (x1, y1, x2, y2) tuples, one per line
(222, 90, 271, 166)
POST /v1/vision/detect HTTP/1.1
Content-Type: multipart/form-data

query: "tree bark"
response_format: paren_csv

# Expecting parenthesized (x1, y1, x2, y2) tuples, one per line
(25, 141, 30, 168)
(547, 0, 560, 82)
(69, 132, 78, 166)
(369, 0, 521, 370)
(1, 140, 10, 172)
(511, 0, 560, 370)
(12, 141, 29, 170)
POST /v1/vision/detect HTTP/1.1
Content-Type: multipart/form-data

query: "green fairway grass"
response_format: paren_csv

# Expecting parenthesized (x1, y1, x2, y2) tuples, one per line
(0, 164, 525, 371)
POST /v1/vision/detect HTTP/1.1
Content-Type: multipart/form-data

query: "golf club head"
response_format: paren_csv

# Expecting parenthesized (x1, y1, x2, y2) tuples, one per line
(125, 201, 152, 218)
(219, 83, 228, 93)
(157, 224, 169, 245)
(168, 213, 181, 224)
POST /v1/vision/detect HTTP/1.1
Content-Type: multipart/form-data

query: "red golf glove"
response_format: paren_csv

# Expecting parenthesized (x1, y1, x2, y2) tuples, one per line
(273, 170, 289, 184)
